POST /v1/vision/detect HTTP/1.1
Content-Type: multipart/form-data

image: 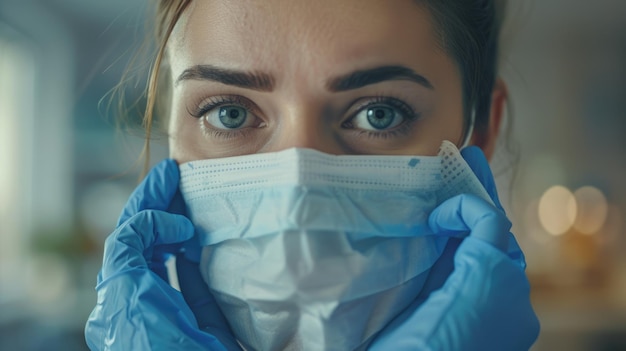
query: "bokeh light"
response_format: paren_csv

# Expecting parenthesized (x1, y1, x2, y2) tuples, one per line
(573, 186, 608, 235)
(538, 186, 577, 236)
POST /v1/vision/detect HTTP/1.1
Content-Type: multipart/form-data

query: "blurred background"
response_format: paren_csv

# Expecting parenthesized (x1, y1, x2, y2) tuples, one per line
(0, 0, 625, 350)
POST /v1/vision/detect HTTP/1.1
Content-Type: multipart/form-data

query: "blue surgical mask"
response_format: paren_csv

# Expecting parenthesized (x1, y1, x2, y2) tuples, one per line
(179, 141, 496, 351)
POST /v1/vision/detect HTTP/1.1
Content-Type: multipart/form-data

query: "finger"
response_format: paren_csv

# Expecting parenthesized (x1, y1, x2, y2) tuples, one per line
(118, 159, 180, 226)
(428, 194, 510, 252)
(102, 210, 194, 279)
(176, 254, 242, 349)
(414, 237, 462, 302)
(168, 188, 188, 216)
(87, 270, 233, 351)
(151, 189, 189, 281)
(176, 254, 234, 333)
(369, 237, 540, 350)
(460, 146, 503, 210)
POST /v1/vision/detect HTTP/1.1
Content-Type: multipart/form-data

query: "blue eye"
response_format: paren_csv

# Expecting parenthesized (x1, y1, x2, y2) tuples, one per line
(218, 106, 247, 128)
(204, 105, 254, 130)
(353, 105, 404, 131)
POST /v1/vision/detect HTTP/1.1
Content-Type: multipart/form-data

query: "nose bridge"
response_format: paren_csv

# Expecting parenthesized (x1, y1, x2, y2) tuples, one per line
(267, 104, 343, 154)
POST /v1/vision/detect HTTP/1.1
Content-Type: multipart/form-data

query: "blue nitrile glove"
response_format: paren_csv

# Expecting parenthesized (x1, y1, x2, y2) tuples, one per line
(84, 159, 239, 351)
(369, 146, 540, 351)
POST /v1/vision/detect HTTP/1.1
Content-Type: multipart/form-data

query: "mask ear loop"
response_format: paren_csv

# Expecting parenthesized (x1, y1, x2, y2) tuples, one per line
(460, 109, 476, 149)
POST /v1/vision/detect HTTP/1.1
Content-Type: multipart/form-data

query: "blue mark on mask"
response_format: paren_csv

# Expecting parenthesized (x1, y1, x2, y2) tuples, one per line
(408, 159, 420, 167)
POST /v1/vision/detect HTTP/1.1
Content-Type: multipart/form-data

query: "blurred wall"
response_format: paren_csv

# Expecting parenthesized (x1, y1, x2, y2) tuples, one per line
(0, 0, 625, 350)
(501, 2, 626, 350)
(0, 1, 158, 350)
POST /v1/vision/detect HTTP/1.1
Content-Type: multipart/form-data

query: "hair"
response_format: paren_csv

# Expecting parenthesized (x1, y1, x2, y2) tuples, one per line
(420, 0, 507, 137)
(128, 0, 506, 175)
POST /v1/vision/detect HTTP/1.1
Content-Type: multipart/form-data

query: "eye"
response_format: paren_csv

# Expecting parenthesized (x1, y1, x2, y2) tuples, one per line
(188, 95, 264, 133)
(355, 106, 402, 130)
(348, 100, 413, 132)
(205, 105, 255, 130)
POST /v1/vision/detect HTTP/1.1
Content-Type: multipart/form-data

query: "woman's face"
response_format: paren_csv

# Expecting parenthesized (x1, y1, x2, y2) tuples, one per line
(167, 0, 465, 163)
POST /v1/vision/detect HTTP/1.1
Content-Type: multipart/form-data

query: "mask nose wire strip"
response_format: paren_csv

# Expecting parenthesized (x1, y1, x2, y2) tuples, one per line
(460, 109, 476, 149)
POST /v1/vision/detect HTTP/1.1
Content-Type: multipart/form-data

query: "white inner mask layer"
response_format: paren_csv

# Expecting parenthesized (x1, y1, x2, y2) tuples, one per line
(179, 141, 495, 351)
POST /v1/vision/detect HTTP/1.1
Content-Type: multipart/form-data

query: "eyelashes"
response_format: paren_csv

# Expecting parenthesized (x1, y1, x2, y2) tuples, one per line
(186, 94, 421, 140)
(350, 96, 419, 122)
(187, 95, 257, 119)
(342, 96, 419, 135)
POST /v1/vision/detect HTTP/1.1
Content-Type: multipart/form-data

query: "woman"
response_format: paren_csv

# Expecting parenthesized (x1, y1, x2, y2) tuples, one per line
(85, 0, 539, 350)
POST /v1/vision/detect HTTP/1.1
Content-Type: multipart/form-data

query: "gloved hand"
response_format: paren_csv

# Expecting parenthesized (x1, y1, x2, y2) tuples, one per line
(369, 146, 540, 351)
(84, 159, 239, 351)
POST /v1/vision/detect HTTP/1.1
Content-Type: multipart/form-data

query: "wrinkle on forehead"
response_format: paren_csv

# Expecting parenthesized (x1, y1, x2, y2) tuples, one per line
(169, 1, 274, 68)
(167, 0, 445, 87)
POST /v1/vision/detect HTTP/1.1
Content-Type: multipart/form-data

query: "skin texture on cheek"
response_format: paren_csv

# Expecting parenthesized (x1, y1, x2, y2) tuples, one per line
(167, 0, 465, 162)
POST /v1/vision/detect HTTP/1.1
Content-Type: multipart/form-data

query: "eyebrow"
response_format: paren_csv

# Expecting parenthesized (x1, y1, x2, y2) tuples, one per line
(176, 65, 275, 91)
(175, 64, 433, 92)
(326, 65, 434, 91)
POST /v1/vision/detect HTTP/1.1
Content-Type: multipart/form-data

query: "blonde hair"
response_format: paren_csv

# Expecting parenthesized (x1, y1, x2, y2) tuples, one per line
(114, 0, 190, 177)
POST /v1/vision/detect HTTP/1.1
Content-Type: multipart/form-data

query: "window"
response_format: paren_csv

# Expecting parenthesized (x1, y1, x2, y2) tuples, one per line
(0, 28, 35, 301)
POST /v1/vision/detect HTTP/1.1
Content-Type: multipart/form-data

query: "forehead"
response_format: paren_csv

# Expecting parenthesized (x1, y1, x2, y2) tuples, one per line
(168, 0, 443, 75)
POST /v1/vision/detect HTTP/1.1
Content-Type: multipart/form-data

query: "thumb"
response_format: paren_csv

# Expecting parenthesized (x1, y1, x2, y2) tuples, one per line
(429, 194, 510, 252)
(118, 159, 181, 225)
(460, 146, 503, 210)
(176, 255, 242, 349)
(102, 210, 194, 279)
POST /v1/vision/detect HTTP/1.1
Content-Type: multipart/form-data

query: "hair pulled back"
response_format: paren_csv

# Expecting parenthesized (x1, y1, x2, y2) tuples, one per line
(135, 0, 505, 172)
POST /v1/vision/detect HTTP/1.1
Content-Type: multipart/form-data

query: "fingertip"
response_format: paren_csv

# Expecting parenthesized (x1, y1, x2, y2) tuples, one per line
(166, 213, 195, 240)
(428, 194, 511, 251)
(460, 145, 484, 161)
(151, 212, 195, 245)
(155, 158, 181, 186)
(179, 215, 196, 240)
(164, 158, 180, 171)
(427, 205, 444, 234)
(427, 198, 468, 236)
(460, 146, 490, 179)
(165, 158, 179, 166)
(119, 159, 182, 223)
(460, 146, 502, 210)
